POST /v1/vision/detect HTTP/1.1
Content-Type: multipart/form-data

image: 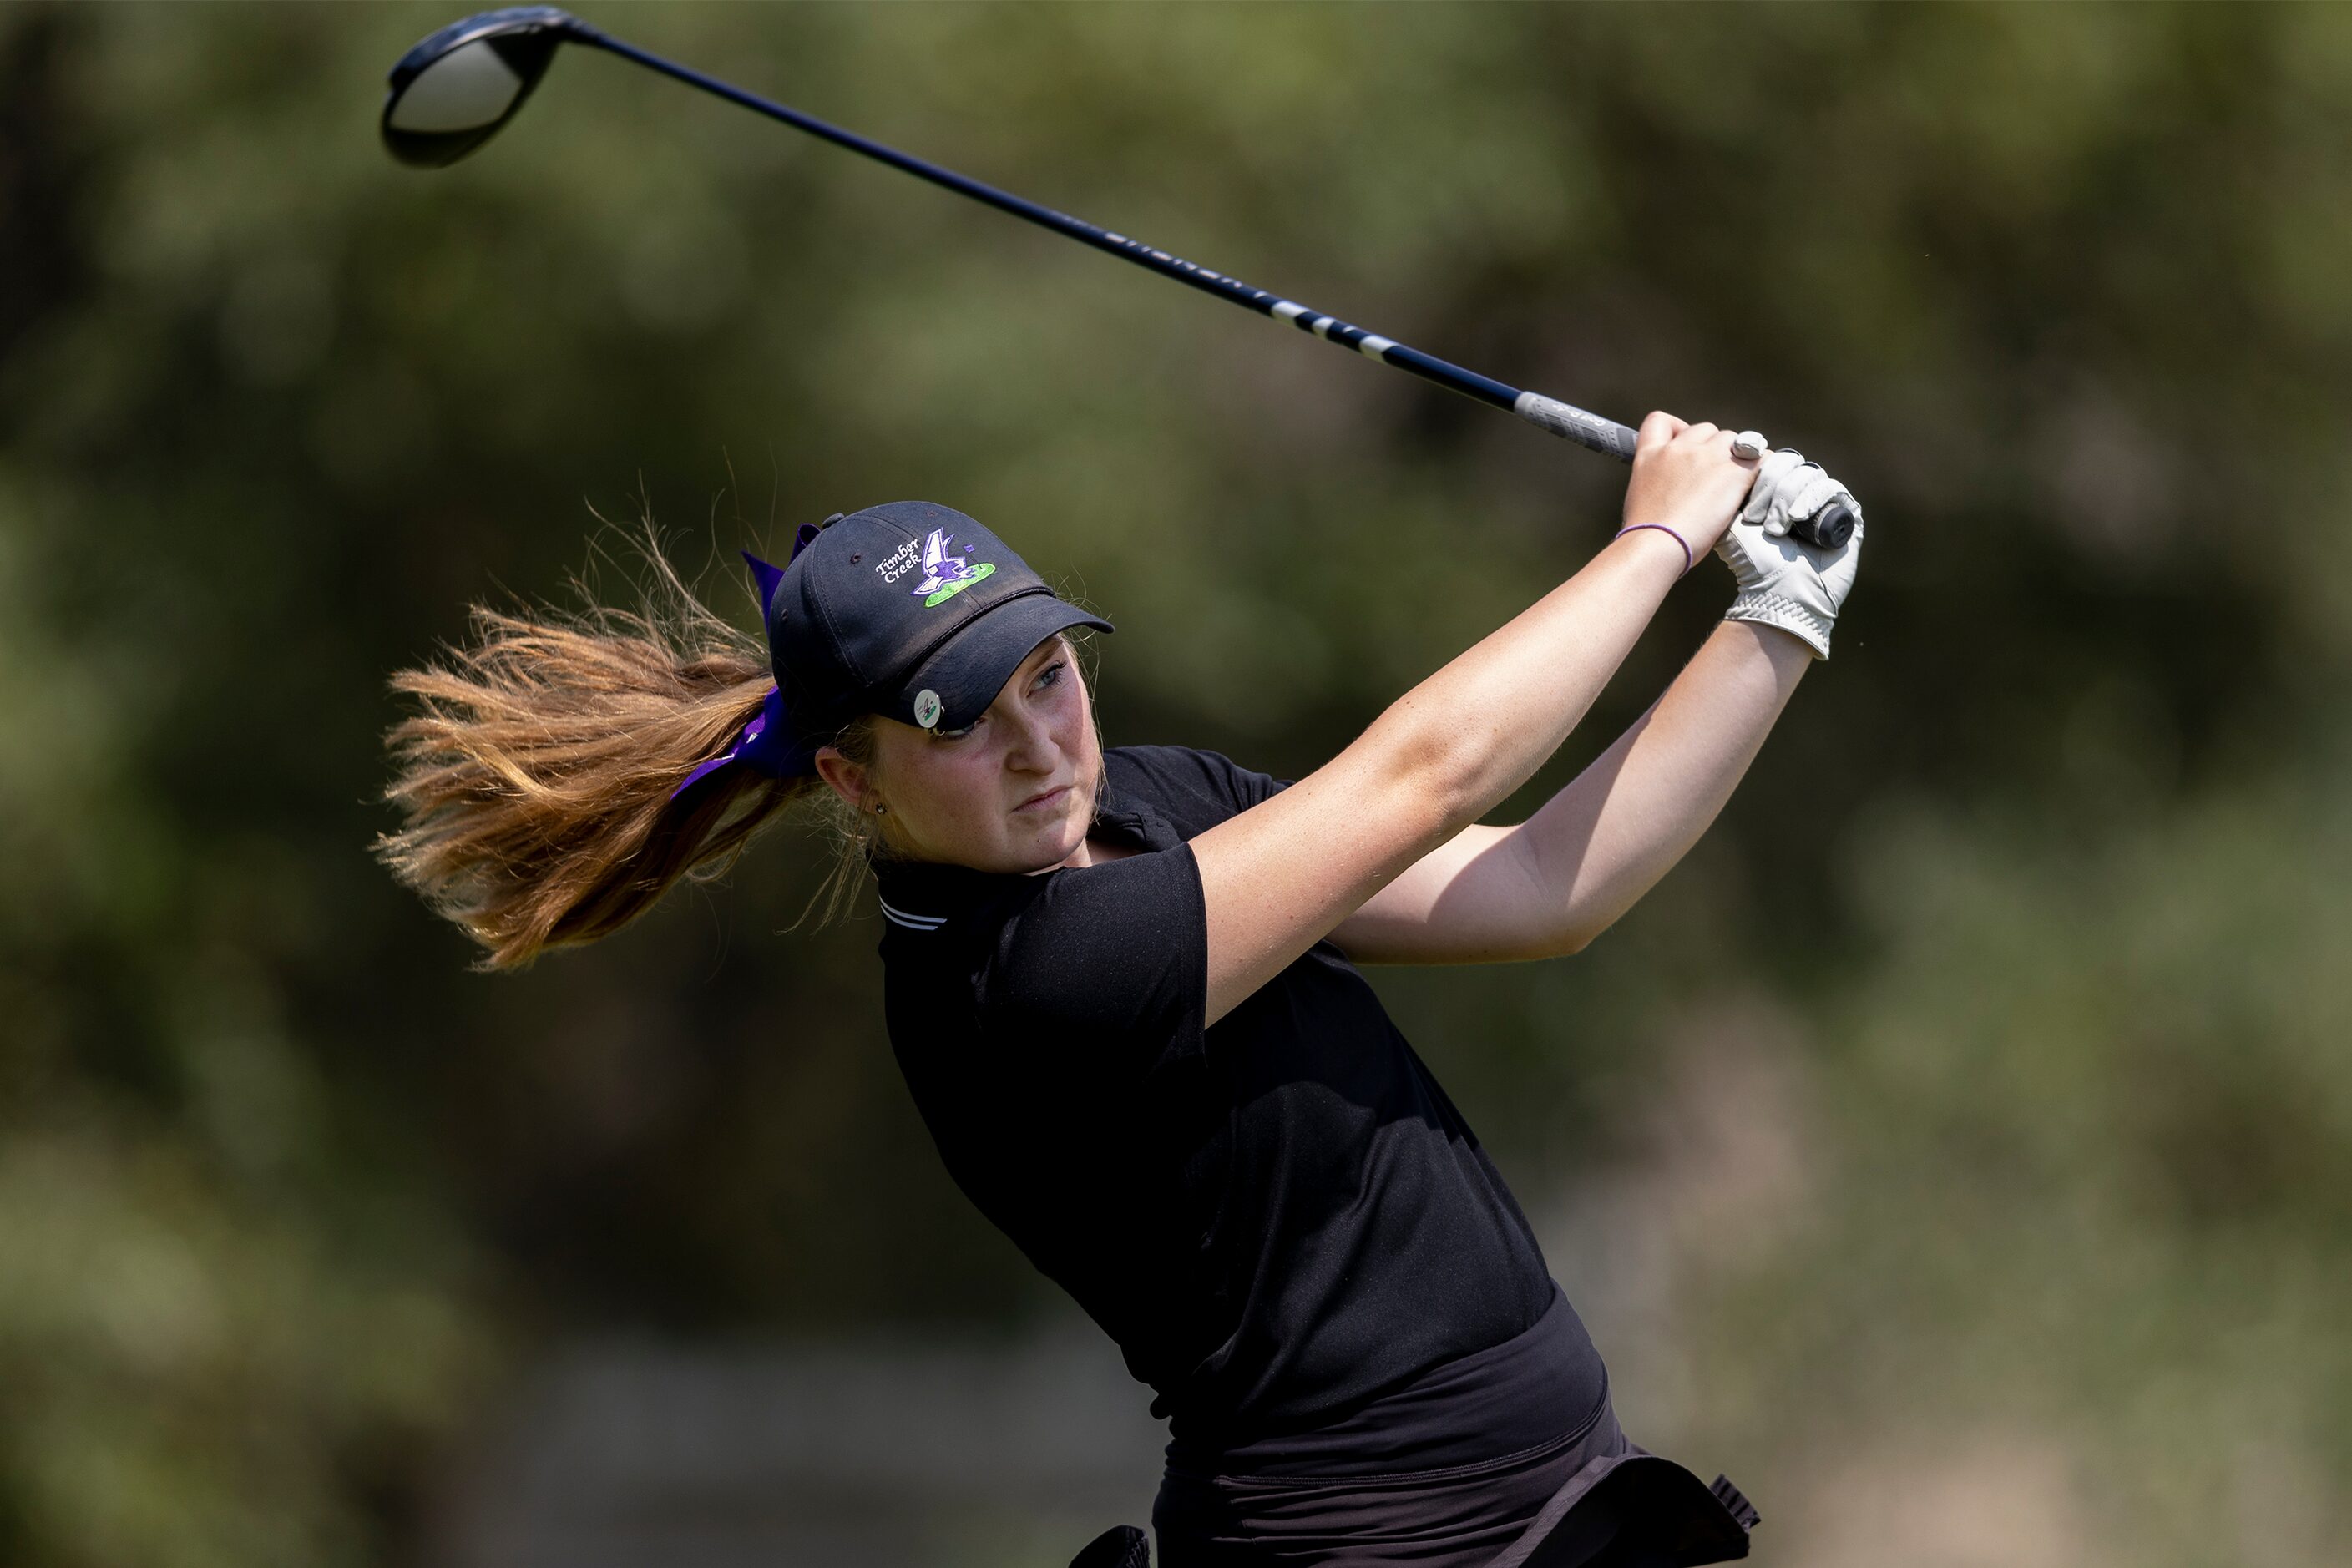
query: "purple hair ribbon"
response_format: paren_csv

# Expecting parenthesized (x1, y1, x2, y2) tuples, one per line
(669, 684, 817, 799)
(669, 546, 820, 799)
(790, 518, 831, 559)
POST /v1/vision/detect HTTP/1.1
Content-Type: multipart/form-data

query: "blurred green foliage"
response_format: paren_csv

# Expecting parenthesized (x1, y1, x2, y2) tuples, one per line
(3, 3, 2349, 1565)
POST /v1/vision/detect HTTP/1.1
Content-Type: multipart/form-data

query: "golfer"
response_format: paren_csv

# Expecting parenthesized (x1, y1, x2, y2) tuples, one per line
(380, 414, 1863, 1567)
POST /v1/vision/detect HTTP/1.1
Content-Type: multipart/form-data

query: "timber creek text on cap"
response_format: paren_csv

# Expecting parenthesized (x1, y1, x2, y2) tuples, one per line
(672, 503, 1114, 802)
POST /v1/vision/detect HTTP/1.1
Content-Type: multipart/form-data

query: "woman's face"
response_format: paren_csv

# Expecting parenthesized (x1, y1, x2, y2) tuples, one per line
(817, 635, 1101, 875)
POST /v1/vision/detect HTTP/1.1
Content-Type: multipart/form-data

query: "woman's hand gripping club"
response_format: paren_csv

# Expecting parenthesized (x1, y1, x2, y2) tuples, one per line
(1716, 448, 1866, 659)
(1611, 412, 1765, 573)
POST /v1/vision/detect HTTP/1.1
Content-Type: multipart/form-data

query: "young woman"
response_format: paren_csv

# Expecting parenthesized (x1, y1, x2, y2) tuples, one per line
(380, 413, 1863, 1568)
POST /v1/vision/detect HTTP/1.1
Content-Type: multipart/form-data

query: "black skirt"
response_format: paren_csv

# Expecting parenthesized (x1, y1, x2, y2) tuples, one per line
(1150, 1287, 1759, 1567)
(1151, 1392, 1755, 1568)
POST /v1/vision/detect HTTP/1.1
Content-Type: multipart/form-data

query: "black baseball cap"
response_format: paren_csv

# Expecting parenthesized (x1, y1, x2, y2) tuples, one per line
(758, 502, 1112, 750)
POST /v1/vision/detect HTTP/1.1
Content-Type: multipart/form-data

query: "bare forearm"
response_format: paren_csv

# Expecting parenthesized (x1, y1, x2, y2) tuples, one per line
(1521, 619, 1810, 951)
(1196, 415, 1763, 1012)
(1348, 528, 1687, 842)
(1195, 529, 1684, 1015)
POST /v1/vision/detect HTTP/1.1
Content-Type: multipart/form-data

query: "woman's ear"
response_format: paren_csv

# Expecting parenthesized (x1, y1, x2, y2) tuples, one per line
(812, 746, 868, 811)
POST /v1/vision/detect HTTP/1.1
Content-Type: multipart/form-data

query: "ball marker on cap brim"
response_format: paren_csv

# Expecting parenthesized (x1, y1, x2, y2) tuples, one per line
(913, 690, 943, 729)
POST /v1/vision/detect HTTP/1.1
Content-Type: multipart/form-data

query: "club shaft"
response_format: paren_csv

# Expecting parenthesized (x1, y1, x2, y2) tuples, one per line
(572, 23, 1638, 464)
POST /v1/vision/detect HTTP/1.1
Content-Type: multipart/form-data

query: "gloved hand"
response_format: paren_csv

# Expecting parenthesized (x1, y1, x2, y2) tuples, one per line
(1715, 448, 1864, 659)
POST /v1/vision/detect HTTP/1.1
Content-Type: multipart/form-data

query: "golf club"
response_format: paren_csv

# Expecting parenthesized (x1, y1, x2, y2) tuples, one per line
(382, 6, 1856, 550)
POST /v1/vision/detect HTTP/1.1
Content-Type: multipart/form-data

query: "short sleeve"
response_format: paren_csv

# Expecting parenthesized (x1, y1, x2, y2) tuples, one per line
(1103, 746, 1289, 838)
(979, 843, 1207, 1079)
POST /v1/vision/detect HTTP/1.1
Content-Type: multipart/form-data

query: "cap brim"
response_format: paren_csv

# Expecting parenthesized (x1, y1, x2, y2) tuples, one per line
(888, 590, 1112, 732)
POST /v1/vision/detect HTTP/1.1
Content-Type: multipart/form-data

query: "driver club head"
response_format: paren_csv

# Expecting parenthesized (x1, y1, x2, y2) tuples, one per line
(382, 6, 586, 168)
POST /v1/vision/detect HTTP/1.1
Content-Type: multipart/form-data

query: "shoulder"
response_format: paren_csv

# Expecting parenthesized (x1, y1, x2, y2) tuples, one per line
(985, 847, 1205, 1026)
(877, 847, 1204, 1037)
(1103, 744, 1287, 836)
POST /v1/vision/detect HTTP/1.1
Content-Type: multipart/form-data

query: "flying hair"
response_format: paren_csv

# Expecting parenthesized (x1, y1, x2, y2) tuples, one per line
(375, 525, 877, 969)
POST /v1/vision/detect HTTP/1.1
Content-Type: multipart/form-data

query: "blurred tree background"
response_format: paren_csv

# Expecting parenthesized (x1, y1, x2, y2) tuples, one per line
(3, 3, 2349, 1565)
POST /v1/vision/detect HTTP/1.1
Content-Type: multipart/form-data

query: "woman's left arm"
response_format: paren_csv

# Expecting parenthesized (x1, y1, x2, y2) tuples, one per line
(1332, 619, 1812, 964)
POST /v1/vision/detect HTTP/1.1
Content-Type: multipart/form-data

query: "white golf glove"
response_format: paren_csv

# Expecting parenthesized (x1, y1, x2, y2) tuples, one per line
(1715, 448, 1864, 660)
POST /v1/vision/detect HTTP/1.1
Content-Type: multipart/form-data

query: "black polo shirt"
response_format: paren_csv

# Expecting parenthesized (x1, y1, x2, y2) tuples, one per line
(874, 746, 1594, 1460)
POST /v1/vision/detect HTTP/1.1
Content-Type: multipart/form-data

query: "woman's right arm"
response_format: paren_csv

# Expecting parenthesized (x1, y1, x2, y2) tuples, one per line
(1186, 413, 1755, 1025)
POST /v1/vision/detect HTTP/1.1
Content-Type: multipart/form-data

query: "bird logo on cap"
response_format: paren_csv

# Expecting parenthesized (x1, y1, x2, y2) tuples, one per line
(909, 529, 996, 606)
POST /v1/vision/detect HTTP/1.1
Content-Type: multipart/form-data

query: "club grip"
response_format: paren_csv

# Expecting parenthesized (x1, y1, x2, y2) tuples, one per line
(1793, 500, 1856, 552)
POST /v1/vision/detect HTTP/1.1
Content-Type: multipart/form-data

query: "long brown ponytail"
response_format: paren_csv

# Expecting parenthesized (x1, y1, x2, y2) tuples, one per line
(375, 534, 873, 969)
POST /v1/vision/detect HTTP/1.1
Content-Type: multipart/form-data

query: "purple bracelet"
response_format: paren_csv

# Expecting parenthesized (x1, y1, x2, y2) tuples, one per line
(1614, 523, 1693, 576)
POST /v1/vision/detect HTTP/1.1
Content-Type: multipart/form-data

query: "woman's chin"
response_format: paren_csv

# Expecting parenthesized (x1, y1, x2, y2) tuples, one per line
(1008, 816, 1089, 873)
